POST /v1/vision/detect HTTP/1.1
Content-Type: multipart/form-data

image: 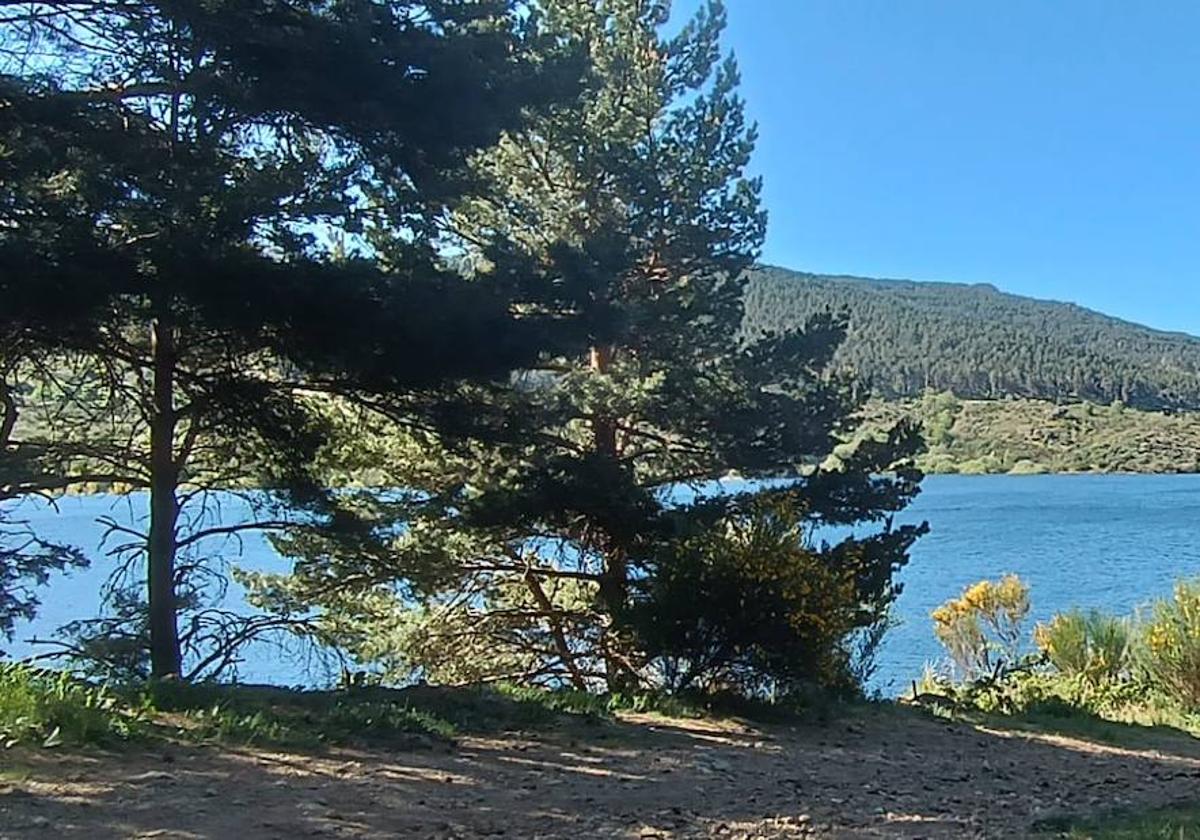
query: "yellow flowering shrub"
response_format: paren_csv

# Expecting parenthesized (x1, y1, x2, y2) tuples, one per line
(1140, 579, 1200, 709)
(931, 574, 1029, 680)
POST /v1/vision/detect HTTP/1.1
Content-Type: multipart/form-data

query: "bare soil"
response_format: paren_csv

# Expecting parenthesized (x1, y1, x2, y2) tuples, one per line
(2, 708, 1199, 839)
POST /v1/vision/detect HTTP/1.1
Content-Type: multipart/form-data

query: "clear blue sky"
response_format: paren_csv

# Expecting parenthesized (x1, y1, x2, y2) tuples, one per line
(681, 1, 1200, 334)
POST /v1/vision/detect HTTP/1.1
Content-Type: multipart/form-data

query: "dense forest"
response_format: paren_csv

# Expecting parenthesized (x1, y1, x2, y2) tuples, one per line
(745, 266, 1200, 410)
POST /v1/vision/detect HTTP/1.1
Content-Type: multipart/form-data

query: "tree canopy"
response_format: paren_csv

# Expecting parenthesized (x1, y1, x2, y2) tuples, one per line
(249, 0, 927, 696)
(2, 1, 928, 699)
(0, 0, 587, 677)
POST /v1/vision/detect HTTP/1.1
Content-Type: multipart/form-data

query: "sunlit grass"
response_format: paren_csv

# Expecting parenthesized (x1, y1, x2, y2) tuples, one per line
(1035, 804, 1200, 838)
(0, 663, 143, 748)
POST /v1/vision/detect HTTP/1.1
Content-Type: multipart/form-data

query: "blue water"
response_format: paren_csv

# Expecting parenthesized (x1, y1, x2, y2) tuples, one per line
(5, 475, 1200, 693)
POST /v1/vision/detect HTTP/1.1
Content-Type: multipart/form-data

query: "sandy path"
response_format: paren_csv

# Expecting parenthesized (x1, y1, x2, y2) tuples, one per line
(2, 709, 1199, 838)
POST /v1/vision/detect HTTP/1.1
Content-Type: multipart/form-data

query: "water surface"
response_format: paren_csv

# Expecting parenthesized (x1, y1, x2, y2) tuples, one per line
(6, 475, 1200, 692)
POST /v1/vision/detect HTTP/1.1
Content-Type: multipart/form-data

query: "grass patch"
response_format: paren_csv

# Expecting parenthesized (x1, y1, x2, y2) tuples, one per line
(136, 680, 831, 748)
(907, 682, 1200, 754)
(139, 681, 623, 748)
(142, 682, 469, 748)
(0, 663, 144, 748)
(950, 704, 1200, 754)
(906, 659, 1200, 753)
(1035, 803, 1200, 838)
(1, 661, 842, 754)
(0, 764, 32, 782)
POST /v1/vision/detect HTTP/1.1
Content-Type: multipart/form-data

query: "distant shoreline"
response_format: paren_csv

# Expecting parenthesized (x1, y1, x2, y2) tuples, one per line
(855, 394, 1200, 476)
(7, 469, 1200, 508)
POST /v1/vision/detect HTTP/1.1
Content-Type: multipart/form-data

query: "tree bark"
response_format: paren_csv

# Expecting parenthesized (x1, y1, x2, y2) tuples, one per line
(148, 314, 182, 678)
(589, 343, 634, 692)
(0, 376, 17, 449)
(523, 569, 588, 691)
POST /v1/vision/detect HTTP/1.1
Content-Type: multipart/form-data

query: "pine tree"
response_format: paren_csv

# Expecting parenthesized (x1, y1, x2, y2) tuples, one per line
(255, 0, 926, 694)
(0, 1, 581, 677)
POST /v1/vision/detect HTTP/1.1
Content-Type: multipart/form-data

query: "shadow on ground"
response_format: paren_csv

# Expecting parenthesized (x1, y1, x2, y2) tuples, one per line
(3, 705, 1200, 838)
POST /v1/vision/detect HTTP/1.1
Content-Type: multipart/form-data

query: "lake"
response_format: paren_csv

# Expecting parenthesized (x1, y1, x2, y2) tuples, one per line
(5, 474, 1200, 693)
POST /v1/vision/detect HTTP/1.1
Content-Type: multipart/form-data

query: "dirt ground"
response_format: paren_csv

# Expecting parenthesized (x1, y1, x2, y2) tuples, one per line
(2, 708, 1200, 839)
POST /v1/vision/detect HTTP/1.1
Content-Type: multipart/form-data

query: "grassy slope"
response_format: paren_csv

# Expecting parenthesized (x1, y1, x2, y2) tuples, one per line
(857, 395, 1200, 474)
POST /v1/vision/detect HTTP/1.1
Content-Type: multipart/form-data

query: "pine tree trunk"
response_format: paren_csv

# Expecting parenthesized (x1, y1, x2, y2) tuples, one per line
(589, 344, 633, 692)
(148, 314, 182, 678)
(0, 377, 16, 449)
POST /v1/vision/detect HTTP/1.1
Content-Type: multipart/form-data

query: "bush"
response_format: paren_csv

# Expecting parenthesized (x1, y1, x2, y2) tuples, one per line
(931, 575, 1030, 680)
(1035, 609, 1130, 685)
(0, 662, 141, 747)
(1139, 579, 1200, 709)
(914, 576, 1200, 738)
(626, 493, 915, 698)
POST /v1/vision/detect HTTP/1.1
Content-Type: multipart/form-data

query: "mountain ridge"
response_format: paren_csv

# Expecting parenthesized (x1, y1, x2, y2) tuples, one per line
(744, 265, 1200, 410)
(783, 268, 1200, 338)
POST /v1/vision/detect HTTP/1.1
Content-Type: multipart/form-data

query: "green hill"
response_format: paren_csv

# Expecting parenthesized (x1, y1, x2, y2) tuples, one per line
(745, 266, 1200, 411)
(854, 393, 1200, 475)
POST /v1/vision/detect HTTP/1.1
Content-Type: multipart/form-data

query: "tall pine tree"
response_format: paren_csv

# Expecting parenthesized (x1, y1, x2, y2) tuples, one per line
(0, 1, 583, 678)
(252, 0, 926, 693)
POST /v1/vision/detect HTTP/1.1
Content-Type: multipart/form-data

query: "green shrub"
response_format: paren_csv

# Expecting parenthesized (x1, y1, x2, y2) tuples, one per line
(1035, 609, 1130, 685)
(957, 456, 1003, 475)
(626, 493, 916, 697)
(910, 658, 1157, 722)
(1139, 580, 1200, 709)
(915, 576, 1200, 740)
(0, 663, 141, 747)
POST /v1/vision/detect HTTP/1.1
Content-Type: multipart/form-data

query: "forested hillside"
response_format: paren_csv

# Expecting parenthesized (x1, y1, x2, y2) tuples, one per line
(745, 266, 1200, 410)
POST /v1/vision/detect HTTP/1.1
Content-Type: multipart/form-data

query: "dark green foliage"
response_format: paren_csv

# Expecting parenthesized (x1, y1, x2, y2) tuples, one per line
(0, 1, 584, 676)
(254, 0, 926, 699)
(626, 492, 925, 695)
(0, 518, 85, 650)
(745, 266, 1200, 410)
